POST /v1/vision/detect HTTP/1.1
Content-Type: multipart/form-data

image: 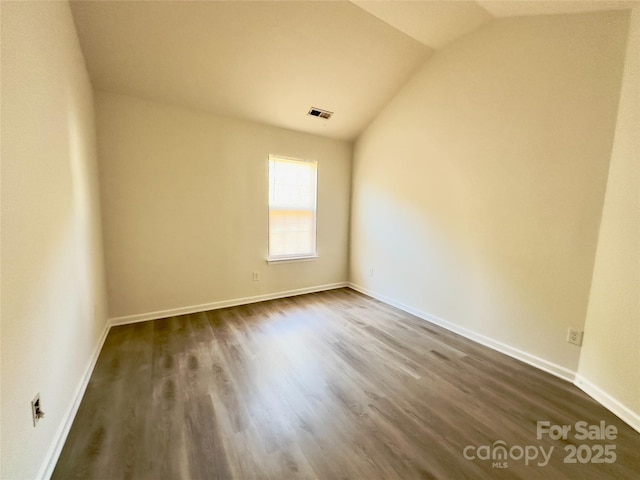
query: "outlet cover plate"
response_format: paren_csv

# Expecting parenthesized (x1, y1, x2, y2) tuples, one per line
(31, 393, 41, 427)
(567, 328, 584, 346)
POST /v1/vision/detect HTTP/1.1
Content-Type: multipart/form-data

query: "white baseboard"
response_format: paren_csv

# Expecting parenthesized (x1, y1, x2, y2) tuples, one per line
(33, 281, 639, 480)
(574, 375, 640, 434)
(36, 320, 111, 480)
(37, 282, 347, 478)
(110, 282, 348, 326)
(348, 283, 640, 433)
(347, 282, 576, 382)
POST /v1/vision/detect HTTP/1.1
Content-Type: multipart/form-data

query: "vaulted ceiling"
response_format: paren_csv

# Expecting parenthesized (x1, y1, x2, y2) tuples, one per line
(70, 0, 638, 141)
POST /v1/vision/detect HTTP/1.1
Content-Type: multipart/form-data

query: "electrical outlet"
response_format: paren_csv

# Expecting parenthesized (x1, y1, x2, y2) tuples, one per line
(31, 393, 45, 427)
(567, 327, 584, 346)
(368, 268, 374, 278)
(252, 272, 260, 281)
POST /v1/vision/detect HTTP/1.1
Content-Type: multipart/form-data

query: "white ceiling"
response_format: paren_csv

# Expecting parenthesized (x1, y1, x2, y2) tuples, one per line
(70, 0, 638, 141)
(351, 1, 492, 49)
(70, 0, 431, 141)
(477, 0, 638, 17)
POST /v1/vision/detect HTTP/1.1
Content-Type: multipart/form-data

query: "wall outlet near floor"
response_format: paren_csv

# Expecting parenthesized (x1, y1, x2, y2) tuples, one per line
(31, 393, 45, 427)
(567, 327, 584, 346)
(368, 268, 374, 278)
(252, 271, 260, 281)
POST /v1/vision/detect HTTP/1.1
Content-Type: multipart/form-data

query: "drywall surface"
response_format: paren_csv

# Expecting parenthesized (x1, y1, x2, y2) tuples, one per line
(1, 2, 108, 478)
(579, 8, 639, 421)
(350, 11, 628, 373)
(96, 92, 351, 320)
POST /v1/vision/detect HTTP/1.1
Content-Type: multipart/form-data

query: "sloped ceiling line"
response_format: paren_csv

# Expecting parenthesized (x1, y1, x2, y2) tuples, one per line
(70, 0, 638, 141)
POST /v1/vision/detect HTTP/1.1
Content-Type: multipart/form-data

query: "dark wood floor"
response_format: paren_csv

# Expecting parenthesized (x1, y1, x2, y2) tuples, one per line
(53, 288, 639, 479)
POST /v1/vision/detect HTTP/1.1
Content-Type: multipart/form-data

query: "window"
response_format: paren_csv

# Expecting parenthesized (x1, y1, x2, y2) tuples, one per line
(268, 155, 317, 261)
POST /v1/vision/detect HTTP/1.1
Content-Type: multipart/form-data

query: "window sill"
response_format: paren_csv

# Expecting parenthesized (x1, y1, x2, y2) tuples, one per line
(267, 255, 318, 265)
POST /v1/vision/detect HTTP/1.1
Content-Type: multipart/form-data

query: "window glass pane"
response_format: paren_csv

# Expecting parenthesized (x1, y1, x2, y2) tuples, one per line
(268, 156, 317, 259)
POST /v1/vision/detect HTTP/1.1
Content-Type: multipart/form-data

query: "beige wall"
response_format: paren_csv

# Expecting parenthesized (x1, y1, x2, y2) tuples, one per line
(578, 8, 640, 421)
(350, 11, 629, 374)
(0, 2, 108, 479)
(1, 6, 635, 479)
(96, 92, 351, 320)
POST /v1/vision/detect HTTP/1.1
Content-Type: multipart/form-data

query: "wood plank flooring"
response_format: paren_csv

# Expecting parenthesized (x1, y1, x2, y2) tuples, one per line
(52, 288, 640, 479)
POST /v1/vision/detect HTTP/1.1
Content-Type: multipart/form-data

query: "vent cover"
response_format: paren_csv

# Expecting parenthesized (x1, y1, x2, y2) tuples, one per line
(308, 107, 333, 120)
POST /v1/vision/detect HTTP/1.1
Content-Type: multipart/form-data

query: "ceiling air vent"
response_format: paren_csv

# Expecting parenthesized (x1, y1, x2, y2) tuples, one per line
(308, 107, 333, 120)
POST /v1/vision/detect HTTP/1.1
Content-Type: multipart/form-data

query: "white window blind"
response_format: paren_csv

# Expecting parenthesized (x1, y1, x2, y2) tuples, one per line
(268, 155, 317, 260)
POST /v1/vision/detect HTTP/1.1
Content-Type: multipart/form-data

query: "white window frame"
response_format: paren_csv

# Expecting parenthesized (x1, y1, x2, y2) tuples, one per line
(267, 154, 318, 263)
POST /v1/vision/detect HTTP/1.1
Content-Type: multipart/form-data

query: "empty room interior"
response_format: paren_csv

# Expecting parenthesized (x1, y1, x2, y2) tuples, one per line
(1, 0, 639, 479)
